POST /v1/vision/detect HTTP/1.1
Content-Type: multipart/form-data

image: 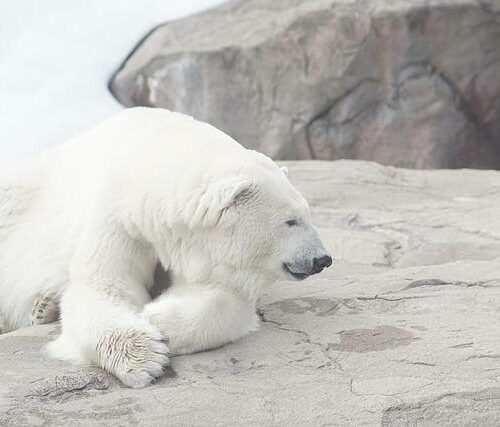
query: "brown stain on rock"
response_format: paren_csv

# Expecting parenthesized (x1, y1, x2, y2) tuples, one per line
(329, 325, 416, 353)
(264, 297, 343, 317)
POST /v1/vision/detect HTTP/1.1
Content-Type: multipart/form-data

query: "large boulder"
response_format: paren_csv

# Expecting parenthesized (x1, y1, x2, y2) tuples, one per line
(109, 0, 500, 168)
(3, 160, 500, 425)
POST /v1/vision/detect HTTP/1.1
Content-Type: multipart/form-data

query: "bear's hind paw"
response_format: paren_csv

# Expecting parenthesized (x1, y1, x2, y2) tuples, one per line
(30, 294, 60, 326)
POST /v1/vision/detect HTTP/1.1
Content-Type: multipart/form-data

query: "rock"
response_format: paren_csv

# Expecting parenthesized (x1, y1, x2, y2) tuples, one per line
(3, 160, 500, 425)
(109, 0, 500, 168)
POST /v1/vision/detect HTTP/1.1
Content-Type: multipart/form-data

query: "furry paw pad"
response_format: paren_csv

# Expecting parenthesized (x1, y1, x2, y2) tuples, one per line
(30, 294, 60, 326)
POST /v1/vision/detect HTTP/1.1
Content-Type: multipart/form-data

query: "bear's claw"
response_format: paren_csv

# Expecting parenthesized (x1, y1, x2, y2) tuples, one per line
(0, 312, 7, 335)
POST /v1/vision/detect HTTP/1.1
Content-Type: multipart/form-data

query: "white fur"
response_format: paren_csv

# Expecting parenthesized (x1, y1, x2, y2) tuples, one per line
(0, 107, 329, 387)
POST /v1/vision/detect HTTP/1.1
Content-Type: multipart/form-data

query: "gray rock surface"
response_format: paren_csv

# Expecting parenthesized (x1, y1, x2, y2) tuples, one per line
(110, 0, 500, 168)
(3, 160, 500, 425)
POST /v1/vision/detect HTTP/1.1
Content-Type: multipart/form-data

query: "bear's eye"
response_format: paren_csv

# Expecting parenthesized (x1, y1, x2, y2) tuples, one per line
(286, 219, 298, 227)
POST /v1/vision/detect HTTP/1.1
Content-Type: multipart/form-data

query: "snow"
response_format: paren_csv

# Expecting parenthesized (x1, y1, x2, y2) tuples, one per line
(0, 0, 226, 168)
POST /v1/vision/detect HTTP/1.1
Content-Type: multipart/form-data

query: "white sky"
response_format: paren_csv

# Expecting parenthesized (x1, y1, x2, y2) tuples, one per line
(0, 0, 226, 168)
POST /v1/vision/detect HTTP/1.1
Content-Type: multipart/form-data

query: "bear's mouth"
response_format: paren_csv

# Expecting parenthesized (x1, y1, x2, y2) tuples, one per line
(283, 263, 309, 280)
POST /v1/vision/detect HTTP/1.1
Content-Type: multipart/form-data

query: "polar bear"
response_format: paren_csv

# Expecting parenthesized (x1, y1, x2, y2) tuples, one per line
(0, 108, 332, 387)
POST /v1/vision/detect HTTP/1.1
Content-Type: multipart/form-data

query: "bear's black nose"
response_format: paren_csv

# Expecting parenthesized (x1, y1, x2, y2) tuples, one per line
(312, 255, 332, 273)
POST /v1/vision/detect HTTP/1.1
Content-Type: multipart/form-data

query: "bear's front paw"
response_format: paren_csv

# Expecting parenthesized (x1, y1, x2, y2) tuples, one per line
(97, 328, 171, 388)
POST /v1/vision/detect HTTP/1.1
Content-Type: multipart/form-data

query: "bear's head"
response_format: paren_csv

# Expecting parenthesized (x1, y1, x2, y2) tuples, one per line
(185, 151, 332, 288)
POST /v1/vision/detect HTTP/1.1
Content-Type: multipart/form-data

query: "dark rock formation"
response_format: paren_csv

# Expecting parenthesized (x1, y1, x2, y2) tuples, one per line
(109, 0, 500, 168)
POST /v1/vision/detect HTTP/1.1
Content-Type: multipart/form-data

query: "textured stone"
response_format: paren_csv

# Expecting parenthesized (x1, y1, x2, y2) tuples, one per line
(3, 160, 500, 424)
(110, 0, 500, 168)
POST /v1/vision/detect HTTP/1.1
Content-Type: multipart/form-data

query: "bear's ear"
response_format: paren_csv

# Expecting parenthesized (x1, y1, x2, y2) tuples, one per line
(280, 166, 289, 177)
(190, 177, 254, 228)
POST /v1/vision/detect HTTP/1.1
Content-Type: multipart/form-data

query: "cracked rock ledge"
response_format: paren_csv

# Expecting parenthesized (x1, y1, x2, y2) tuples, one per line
(3, 160, 500, 425)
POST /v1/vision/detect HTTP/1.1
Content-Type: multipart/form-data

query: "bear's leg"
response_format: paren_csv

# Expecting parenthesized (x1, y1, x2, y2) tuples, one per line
(30, 292, 60, 326)
(47, 224, 170, 388)
(49, 276, 171, 388)
(49, 280, 169, 388)
(142, 284, 259, 356)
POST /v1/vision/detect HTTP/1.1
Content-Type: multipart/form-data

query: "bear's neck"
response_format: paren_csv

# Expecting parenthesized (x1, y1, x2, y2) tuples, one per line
(211, 266, 274, 305)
